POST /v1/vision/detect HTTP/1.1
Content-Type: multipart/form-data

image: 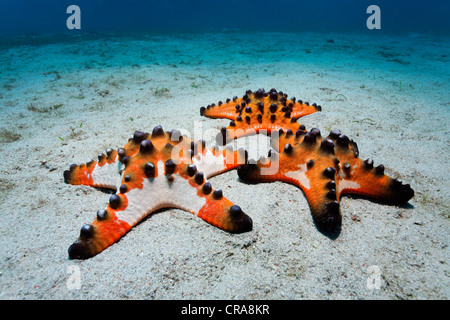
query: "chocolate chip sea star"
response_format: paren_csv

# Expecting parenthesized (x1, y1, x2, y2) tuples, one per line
(64, 125, 251, 259)
(200, 88, 320, 145)
(201, 88, 414, 236)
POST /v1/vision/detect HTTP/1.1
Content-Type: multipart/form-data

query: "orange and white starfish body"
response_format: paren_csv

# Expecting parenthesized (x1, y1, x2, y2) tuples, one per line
(64, 126, 251, 259)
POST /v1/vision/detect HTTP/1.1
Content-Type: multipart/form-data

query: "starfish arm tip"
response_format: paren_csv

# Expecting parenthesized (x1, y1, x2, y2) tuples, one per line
(311, 200, 342, 239)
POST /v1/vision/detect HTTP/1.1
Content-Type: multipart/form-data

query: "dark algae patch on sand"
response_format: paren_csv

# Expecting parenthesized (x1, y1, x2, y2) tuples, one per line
(0, 128, 21, 143)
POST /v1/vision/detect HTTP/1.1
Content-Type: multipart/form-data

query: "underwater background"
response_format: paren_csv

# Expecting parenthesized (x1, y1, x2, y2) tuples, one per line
(0, 0, 449, 36)
(0, 1, 448, 300)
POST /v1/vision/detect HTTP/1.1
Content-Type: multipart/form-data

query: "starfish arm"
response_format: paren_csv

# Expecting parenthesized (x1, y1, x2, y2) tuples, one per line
(196, 192, 253, 234)
(274, 128, 414, 205)
(290, 101, 322, 118)
(200, 98, 241, 120)
(336, 157, 414, 205)
(67, 208, 132, 260)
(291, 176, 341, 237)
(63, 149, 121, 190)
(237, 144, 341, 235)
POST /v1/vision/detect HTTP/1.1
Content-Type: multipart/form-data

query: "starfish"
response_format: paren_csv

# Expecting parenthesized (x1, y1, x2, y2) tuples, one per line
(64, 125, 252, 259)
(200, 88, 321, 145)
(237, 127, 414, 236)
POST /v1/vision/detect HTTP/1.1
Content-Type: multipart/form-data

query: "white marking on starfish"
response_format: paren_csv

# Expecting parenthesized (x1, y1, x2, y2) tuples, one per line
(90, 158, 122, 189)
(284, 163, 310, 189)
(337, 179, 361, 195)
(116, 161, 206, 226)
(193, 148, 226, 178)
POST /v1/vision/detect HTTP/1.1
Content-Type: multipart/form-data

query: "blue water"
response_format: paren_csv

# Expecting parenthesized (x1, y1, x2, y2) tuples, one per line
(0, 0, 449, 36)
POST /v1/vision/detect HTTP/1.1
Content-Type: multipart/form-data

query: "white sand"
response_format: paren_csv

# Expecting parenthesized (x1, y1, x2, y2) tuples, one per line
(0, 31, 448, 299)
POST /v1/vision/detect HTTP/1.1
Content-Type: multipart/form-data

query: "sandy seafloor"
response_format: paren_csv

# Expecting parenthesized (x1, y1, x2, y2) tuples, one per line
(0, 31, 448, 300)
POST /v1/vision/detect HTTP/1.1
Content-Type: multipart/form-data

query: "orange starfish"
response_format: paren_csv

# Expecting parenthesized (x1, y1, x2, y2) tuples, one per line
(237, 127, 414, 236)
(64, 126, 251, 259)
(200, 88, 321, 145)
